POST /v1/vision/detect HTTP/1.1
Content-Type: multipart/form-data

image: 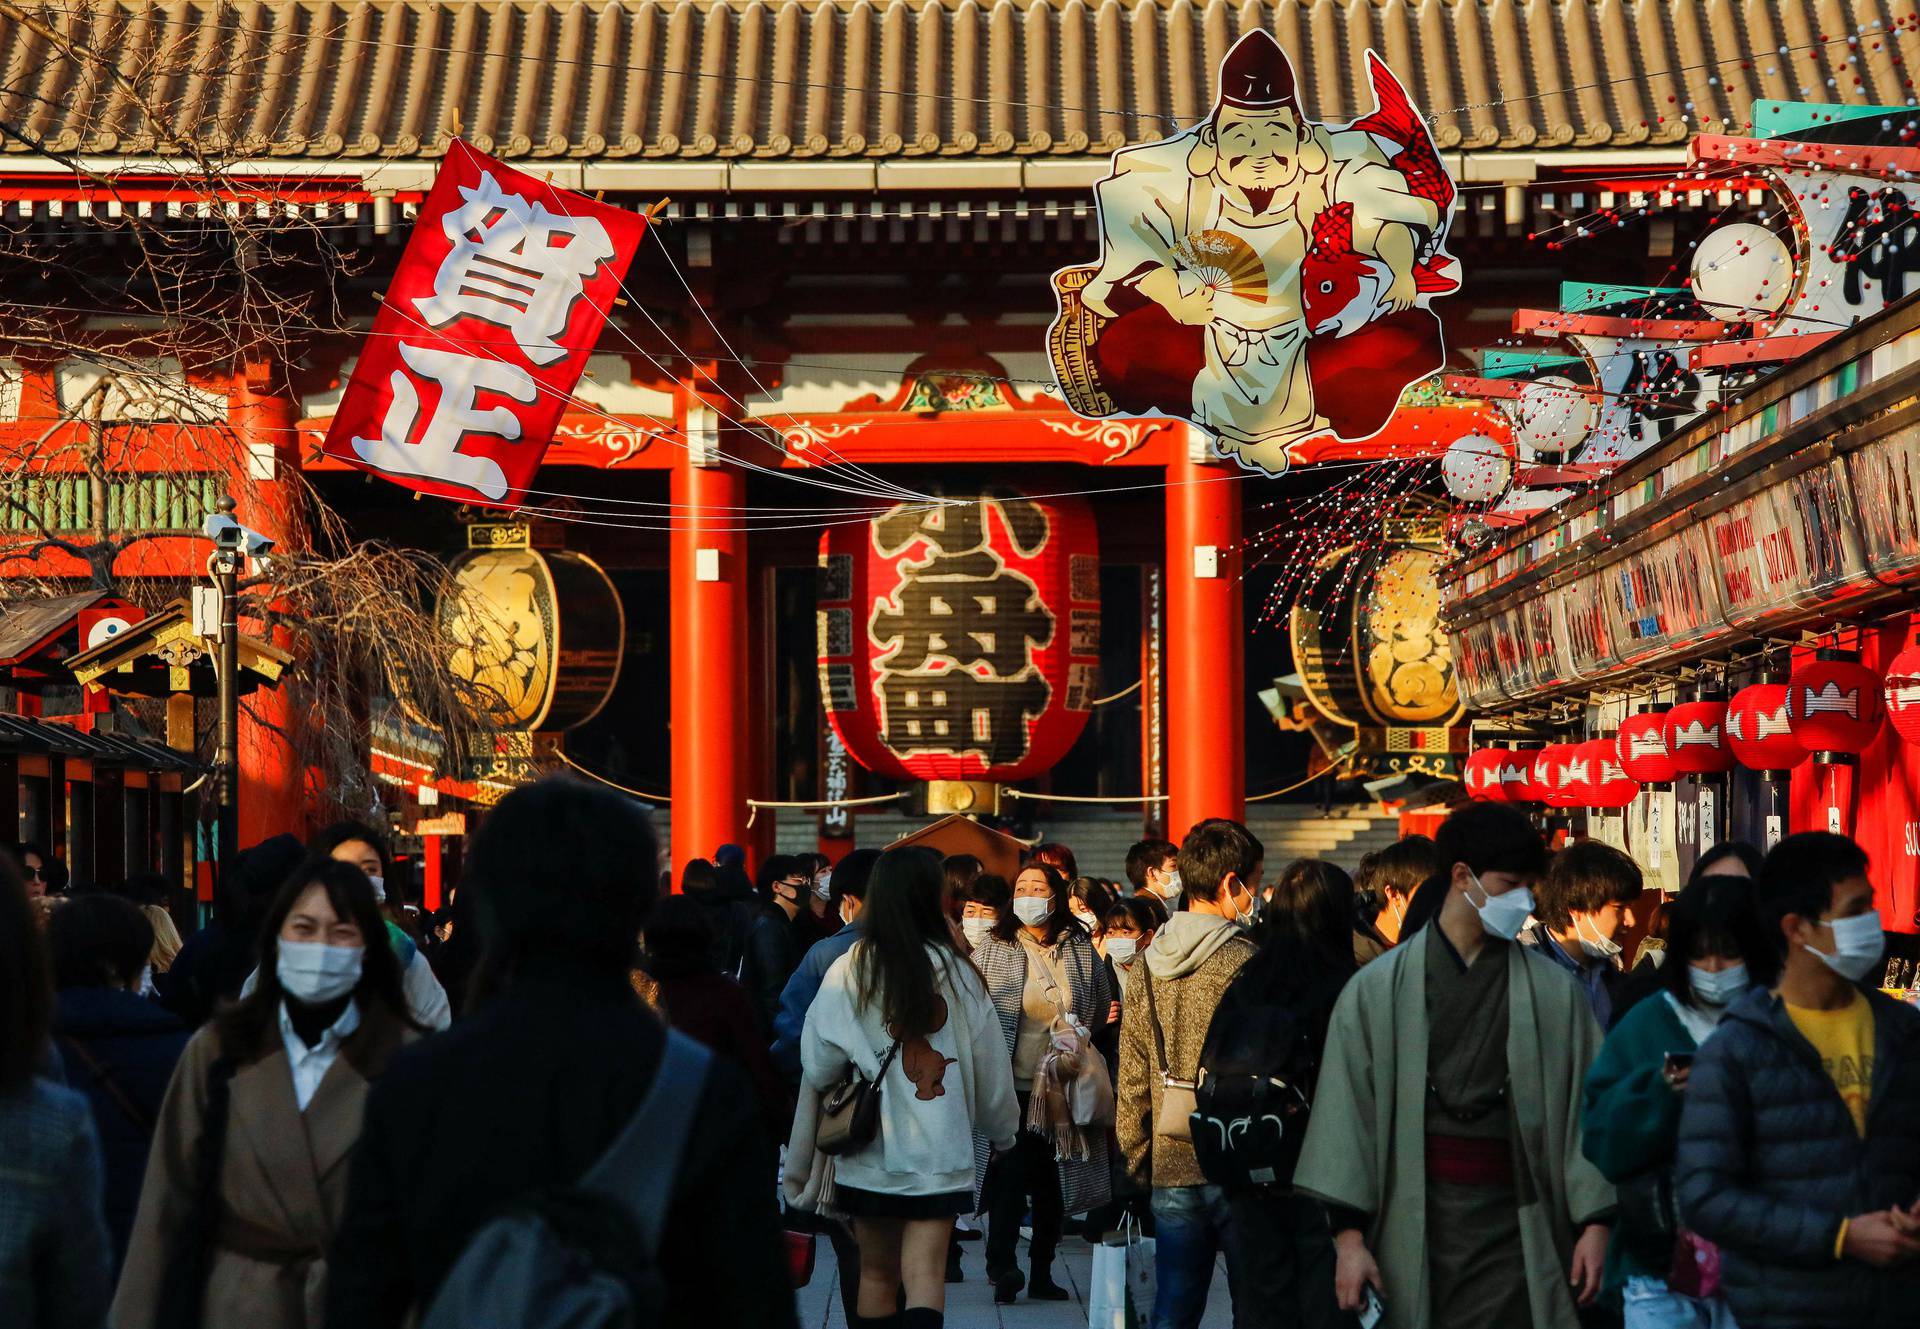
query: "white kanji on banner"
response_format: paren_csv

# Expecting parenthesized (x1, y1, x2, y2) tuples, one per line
(415, 170, 618, 367)
(350, 342, 538, 501)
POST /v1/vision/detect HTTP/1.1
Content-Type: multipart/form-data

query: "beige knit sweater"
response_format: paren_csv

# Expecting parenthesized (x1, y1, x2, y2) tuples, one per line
(1115, 913, 1258, 1189)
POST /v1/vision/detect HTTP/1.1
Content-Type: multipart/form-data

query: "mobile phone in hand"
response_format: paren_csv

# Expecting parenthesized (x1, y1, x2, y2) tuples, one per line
(1664, 1051, 1694, 1076)
(1359, 1285, 1385, 1329)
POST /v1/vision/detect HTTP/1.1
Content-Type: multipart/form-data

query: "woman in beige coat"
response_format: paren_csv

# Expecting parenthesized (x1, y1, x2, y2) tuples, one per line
(111, 855, 418, 1329)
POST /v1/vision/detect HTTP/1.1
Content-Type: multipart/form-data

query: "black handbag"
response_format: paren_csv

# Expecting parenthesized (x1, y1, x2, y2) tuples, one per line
(1615, 1168, 1680, 1267)
(816, 1039, 902, 1157)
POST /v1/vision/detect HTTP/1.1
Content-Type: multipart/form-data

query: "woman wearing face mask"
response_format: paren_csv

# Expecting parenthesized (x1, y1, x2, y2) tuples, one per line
(111, 856, 420, 1329)
(1579, 875, 1774, 1328)
(959, 874, 1011, 953)
(309, 823, 452, 1031)
(972, 861, 1115, 1303)
(1097, 898, 1158, 998)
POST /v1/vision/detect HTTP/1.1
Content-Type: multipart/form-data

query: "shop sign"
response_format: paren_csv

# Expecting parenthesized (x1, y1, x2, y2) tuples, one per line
(416, 813, 468, 837)
(1706, 462, 1869, 628)
(819, 729, 854, 840)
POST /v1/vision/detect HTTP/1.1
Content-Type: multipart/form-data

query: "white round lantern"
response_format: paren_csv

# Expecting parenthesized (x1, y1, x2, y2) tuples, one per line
(1690, 223, 1794, 319)
(1510, 375, 1595, 461)
(1440, 432, 1512, 504)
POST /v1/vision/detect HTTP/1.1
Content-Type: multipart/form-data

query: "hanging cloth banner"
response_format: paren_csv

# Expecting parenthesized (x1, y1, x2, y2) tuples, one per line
(322, 140, 646, 507)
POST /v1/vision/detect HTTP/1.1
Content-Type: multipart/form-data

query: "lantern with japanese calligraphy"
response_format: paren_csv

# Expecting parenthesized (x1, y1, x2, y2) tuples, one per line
(1528, 745, 1557, 804)
(1664, 699, 1735, 776)
(1584, 738, 1639, 809)
(1884, 644, 1920, 745)
(1617, 709, 1678, 784)
(816, 489, 1100, 792)
(1727, 683, 1808, 770)
(1540, 743, 1583, 808)
(1788, 650, 1884, 759)
(1462, 748, 1510, 802)
(1494, 749, 1534, 802)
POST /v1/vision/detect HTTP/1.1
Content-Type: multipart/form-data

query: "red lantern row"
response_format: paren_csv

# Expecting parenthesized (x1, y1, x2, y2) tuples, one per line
(1464, 740, 1636, 809)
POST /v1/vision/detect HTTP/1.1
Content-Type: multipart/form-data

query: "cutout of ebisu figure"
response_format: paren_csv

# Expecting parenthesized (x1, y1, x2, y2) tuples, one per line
(1048, 31, 1459, 474)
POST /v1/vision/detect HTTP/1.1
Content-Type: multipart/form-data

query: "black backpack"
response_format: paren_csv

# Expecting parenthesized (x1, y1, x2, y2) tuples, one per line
(1188, 946, 1335, 1188)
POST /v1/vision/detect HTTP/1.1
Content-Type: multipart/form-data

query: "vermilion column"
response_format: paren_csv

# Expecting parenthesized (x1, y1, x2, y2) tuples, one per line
(229, 365, 305, 847)
(669, 386, 749, 879)
(1164, 429, 1245, 841)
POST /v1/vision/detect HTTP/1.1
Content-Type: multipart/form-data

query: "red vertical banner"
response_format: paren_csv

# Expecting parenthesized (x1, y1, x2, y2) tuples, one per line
(322, 141, 646, 507)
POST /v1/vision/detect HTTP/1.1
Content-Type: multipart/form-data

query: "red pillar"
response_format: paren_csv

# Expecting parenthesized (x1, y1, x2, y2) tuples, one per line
(1164, 430, 1244, 841)
(669, 391, 750, 879)
(229, 364, 304, 847)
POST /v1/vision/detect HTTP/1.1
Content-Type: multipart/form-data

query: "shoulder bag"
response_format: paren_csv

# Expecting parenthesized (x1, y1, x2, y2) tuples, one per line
(1142, 970, 1196, 1143)
(817, 1037, 903, 1157)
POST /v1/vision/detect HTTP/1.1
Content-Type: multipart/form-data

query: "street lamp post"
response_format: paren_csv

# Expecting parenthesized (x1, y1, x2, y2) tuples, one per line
(209, 495, 243, 870)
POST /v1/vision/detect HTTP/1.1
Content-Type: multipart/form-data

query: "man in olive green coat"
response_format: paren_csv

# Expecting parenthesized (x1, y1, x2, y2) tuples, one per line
(1294, 803, 1615, 1329)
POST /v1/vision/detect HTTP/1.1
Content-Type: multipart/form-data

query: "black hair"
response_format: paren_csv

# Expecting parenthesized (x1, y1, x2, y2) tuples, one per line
(1688, 841, 1764, 888)
(942, 854, 984, 920)
(48, 893, 154, 989)
(1071, 876, 1118, 925)
(831, 848, 882, 908)
(853, 846, 972, 1038)
(215, 856, 418, 1059)
(1755, 831, 1872, 959)
(1102, 897, 1159, 936)
(109, 872, 172, 908)
(680, 857, 718, 896)
(1177, 818, 1264, 903)
(641, 894, 718, 977)
(464, 777, 660, 989)
(968, 873, 1012, 914)
(1124, 839, 1179, 892)
(0, 849, 50, 1094)
(995, 861, 1086, 944)
(757, 854, 804, 903)
(1026, 842, 1079, 882)
(1434, 802, 1547, 881)
(1133, 889, 1172, 928)
(1660, 874, 1778, 1009)
(311, 821, 392, 878)
(1539, 841, 1643, 930)
(1261, 859, 1357, 972)
(1352, 836, 1443, 924)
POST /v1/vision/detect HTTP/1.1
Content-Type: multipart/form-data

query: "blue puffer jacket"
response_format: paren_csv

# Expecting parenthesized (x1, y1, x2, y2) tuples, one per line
(1675, 984, 1920, 1329)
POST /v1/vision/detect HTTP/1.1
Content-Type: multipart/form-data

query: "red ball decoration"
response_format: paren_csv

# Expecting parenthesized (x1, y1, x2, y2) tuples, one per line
(1885, 646, 1920, 746)
(1788, 652, 1885, 756)
(1727, 683, 1808, 770)
(1617, 711, 1678, 784)
(1664, 700, 1735, 775)
(1584, 738, 1640, 808)
(1462, 748, 1510, 801)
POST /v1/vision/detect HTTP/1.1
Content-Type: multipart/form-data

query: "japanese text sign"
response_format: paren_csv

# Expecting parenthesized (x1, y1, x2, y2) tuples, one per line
(323, 141, 645, 506)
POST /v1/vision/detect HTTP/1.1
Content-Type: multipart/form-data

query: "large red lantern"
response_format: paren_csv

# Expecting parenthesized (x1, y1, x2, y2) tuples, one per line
(1523, 746, 1554, 802)
(1617, 710, 1678, 784)
(1727, 683, 1808, 770)
(817, 490, 1100, 782)
(1884, 645, 1920, 745)
(1462, 749, 1510, 801)
(1584, 738, 1639, 808)
(1788, 650, 1884, 758)
(1493, 750, 1534, 802)
(1664, 699, 1735, 775)
(1540, 742, 1583, 807)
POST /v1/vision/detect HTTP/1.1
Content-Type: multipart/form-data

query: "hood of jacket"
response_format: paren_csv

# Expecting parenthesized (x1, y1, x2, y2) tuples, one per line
(52, 986, 186, 1041)
(1143, 911, 1247, 980)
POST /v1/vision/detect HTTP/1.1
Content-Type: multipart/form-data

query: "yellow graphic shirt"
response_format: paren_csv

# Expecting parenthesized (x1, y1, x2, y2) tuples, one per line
(1787, 991, 1876, 1137)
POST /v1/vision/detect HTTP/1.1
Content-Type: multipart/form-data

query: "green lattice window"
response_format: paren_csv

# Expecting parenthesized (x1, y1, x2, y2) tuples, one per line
(0, 474, 223, 534)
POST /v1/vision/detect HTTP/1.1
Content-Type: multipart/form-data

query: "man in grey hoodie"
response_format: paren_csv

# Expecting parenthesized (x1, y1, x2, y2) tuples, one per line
(1116, 818, 1263, 1329)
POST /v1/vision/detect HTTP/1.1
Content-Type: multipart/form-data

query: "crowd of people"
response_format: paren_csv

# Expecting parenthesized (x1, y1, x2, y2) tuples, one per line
(3, 781, 1920, 1329)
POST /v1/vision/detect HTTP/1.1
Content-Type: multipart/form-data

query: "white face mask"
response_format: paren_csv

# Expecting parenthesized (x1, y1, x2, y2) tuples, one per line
(277, 938, 365, 1004)
(961, 916, 997, 946)
(814, 872, 833, 902)
(1071, 907, 1099, 930)
(1467, 873, 1535, 941)
(1156, 868, 1183, 899)
(1689, 962, 1748, 1006)
(1574, 913, 1624, 961)
(1013, 897, 1051, 927)
(1806, 911, 1885, 984)
(1105, 936, 1139, 965)
(366, 873, 386, 900)
(137, 964, 155, 998)
(838, 897, 856, 927)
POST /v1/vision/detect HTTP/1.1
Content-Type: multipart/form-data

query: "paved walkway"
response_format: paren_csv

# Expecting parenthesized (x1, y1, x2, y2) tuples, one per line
(795, 1227, 1234, 1328)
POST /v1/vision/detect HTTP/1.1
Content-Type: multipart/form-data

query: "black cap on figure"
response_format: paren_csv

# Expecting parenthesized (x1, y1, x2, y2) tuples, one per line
(1218, 30, 1301, 113)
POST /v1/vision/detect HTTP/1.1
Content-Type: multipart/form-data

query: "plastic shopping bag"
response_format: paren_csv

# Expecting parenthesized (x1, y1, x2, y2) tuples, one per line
(1088, 1218, 1155, 1329)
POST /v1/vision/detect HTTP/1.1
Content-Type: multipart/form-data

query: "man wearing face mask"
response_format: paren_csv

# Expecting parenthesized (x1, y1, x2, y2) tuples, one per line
(1675, 832, 1920, 1329)
(1296, 801, 1615, 1329)
(1115, 818, 1262, 1328)
(1522, 840, 1644, 1029)
(1126, 839, 1184, 911)
(740, 854, 812, 1038)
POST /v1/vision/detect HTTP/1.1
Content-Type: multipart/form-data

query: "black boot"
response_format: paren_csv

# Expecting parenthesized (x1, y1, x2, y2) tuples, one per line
(944, 1241, 963, 1283)
(902, 1310, 944, 1329)
(990, 1266, 1024, 1303)
(1026, 1264, 1070, 1301)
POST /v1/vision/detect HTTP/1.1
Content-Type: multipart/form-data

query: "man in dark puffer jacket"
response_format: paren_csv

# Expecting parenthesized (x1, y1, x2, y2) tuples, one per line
(1676, 832, 1920, 1328)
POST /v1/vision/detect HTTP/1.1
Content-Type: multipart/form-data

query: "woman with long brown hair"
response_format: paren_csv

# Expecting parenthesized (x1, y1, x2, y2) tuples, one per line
(112, 855, 419, 1329)
(791, 846, 1017, 1329)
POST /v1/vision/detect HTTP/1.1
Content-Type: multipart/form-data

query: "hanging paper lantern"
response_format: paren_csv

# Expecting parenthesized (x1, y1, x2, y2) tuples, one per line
(1727, 683, 1809, 770)
(1440, 433, 1512, 505)
(1617, 710, 1678, 784)
(1541, 742, 1584, 807)
(1510, 376, 1595, 461)
(1462, 748, 1510, 801)
(1664, 699, 1735, 775)
(1493, 749, 1534, 802)
(1884, 645, 1920, 746)
(1527, 745, 1557, 804)
(1788, 651, 1885, 758)
(1583, 738, 1639, 809)
(1689, 222, 1794, 319)
(817, 489, 1101, 782)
